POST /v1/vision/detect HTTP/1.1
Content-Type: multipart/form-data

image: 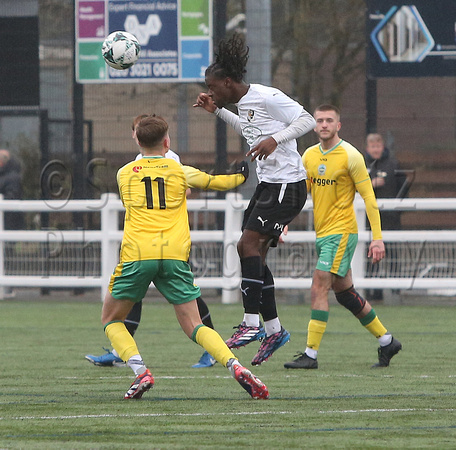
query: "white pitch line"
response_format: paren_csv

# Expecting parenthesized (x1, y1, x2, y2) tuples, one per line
(285, 374, 456, 379)
(320, 408, 456, 414)
(1, 411, 291, 421)
(63, 375, 234, 380)
(67, 374, 456, 380)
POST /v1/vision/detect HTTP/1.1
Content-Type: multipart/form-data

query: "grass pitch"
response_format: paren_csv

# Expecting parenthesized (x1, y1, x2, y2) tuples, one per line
(1, 298, 456, 449)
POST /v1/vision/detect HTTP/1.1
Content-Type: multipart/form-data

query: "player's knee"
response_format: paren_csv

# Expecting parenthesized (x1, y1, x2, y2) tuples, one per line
(237, 233, 258, 258)
(236, 239, 244, 257)
(311, 282, 329, 299)
(335, 286, 365, 316)
(311, 271, 331, 294)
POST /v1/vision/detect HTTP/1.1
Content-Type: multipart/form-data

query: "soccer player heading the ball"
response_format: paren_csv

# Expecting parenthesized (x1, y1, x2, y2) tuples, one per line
(284, 105, 402, 370)
(194, 33, 316, 365)
(101, 114, 268, 399)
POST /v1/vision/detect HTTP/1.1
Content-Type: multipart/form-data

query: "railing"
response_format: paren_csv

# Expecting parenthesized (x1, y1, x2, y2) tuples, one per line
(1, 193, 456, 302)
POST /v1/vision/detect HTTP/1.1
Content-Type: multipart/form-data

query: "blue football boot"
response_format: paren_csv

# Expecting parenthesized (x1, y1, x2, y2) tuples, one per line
(85, 347, 125, 367)
(191, 351, 216, 368)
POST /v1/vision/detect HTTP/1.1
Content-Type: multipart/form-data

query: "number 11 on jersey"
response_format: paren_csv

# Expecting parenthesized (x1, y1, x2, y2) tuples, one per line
(141, 176, 166, 209)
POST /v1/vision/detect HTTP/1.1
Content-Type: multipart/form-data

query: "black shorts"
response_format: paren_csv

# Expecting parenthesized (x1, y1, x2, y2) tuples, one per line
(242, 180, 307, 246)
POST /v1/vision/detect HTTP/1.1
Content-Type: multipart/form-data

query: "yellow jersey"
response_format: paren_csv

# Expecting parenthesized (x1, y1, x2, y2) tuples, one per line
(117, 156, 245, 262)
(303, 139, 382, 240)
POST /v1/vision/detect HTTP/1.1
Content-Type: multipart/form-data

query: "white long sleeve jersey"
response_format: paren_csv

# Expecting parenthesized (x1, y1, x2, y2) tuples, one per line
(216, 83, 315, 183)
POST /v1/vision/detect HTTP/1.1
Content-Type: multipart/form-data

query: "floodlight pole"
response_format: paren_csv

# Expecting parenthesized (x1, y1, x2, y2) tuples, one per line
(241, 0, 272, 198)
(365, 3, 377, 135)
(73, 1, 85, 228)
(366, 77, 377, 134)
(213, 0, 228, 175)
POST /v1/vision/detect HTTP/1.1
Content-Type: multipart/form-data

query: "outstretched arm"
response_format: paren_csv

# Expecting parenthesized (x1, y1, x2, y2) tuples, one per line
(182, 164, 247, 191)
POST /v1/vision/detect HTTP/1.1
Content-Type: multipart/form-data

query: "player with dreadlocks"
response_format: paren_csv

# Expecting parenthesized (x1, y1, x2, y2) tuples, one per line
(194, 33, 316, 366)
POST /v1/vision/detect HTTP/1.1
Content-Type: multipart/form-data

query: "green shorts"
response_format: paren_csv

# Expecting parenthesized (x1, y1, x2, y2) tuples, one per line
(109, 259, 201, 305)
(315, 233, 358, 277)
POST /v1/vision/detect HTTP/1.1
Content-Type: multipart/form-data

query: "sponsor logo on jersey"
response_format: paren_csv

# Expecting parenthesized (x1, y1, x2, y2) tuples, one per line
(310, 176, 336, 187)
(242, 125, 262, 146)
(133, 166, 142, 173)
(247, 109, 255, 122)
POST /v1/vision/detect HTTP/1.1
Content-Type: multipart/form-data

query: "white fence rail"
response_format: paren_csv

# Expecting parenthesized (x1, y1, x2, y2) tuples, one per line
(1, 193, 456, 302)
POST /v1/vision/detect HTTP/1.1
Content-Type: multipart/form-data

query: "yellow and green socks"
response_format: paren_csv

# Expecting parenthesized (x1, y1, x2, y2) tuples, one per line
(306, 309, 329, 358)
(359, 309, 387, 338)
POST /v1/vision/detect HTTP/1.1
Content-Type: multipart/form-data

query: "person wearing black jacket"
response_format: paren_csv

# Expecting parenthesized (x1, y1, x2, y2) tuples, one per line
(0, 149, 23, 298)
(364, 134, 406, 301)
(364, 134, 406, 230)
(0, 149, 23, 230)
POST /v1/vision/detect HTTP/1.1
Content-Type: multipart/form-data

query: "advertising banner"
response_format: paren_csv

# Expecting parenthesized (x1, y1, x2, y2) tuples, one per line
(367, 0, 456, 77)
(76, 0, 212, 83)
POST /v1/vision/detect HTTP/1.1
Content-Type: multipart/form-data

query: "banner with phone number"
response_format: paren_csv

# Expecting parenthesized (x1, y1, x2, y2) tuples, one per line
(76, 0, 212, 83)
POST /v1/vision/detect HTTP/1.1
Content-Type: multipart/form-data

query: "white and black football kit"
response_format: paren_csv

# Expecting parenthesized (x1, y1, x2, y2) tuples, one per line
(215, 84, 315, 243)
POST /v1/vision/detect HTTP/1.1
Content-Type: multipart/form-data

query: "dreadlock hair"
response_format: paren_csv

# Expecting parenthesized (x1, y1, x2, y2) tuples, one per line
(205, 33, 249, 82)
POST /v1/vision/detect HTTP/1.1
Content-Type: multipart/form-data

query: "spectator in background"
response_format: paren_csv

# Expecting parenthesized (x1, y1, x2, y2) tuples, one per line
(364, 133, 405, 230)
(364, 133, 406, 301)
(0, 149, 23, 230)
(0, 149, 24, 298)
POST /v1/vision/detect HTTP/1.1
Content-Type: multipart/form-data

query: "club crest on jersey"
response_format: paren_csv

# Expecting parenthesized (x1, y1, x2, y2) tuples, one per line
(318, 164, 326, 175)
(247, 109, 255, 122)
(133, 166, 142, 173)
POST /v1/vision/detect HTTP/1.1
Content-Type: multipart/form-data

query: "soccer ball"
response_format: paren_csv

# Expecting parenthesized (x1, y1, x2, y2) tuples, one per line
(102, 31, 140, 70)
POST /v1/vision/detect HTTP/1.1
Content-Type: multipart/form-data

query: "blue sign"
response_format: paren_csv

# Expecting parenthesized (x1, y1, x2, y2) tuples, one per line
(181, 39, 210, 79)
(108, 0, 178, 81)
